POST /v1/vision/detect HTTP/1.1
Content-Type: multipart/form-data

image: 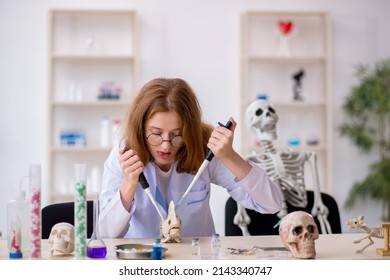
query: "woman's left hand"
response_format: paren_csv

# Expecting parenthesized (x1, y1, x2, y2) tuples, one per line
(207, 117, 252, 180)
(207, 117, 236, 160)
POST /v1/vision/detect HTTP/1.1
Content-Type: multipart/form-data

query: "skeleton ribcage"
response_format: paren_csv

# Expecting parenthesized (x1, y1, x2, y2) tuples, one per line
(247, 150, 308, 208)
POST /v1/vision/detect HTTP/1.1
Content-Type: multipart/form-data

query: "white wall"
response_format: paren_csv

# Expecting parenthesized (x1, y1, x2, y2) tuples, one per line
(1, 0, 390, 238)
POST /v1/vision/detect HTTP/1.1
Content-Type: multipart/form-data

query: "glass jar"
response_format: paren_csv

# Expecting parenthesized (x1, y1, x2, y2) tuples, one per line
(191, 238, 200, 256)
(211, 233, 221, 257)
(153, 238, 163, 260)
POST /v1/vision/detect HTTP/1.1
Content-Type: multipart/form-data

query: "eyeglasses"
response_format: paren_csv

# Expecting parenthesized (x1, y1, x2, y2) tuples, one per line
(146, 133, 184, 148)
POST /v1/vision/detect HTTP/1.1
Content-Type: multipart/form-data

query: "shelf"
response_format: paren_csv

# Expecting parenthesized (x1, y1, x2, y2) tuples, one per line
(270, 100, 327, 107)
(247, 141, 328, 152)
(52, 101, 130, 107)
(51, 146, 113, 153)
(52, 54, 135, 60)
(273, 145, 327, 152)
(47, 9, 138, 203)
(244, 55, 327, 62)
(240, 11, 332, 192)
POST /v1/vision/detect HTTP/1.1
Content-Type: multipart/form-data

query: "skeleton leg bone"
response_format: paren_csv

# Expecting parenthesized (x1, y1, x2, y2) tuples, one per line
(355, 236, 374, 253)
(233, 204, 251, 236)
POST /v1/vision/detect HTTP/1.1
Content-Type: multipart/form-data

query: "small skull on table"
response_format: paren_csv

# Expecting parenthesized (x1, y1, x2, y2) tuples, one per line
(48, 222, 75, 256)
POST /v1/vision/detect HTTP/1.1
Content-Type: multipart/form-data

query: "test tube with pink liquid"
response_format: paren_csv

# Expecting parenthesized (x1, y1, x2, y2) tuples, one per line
(29, 164, 41, 258)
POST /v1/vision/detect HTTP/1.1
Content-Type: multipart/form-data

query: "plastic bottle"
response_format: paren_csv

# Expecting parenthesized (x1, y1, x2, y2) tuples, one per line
(8, 216, 22, 258)
(74, 163, 87, 258)
(29, 164, 41, 258)
(100, 115, 111, 148)
(152, 238, 163, 260)
(211, 233, 221, 257)
(111, 119, 122, 148)
(90, 166, 101, 194)
(7, 183, 30, 258)
(191, 237, 201, 256)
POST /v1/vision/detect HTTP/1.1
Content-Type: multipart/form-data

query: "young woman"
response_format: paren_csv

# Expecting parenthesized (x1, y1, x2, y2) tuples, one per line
(98, 78, 283, 238)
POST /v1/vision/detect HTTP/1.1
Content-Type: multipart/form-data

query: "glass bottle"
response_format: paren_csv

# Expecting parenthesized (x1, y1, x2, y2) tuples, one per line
(87, 193, 107, 258)
(152, 238, 163, 260)
(211, 233, 221, 257)
(100, 115, 111, 148)
(7, 180, 29, 256)
(191, 238, 200, 256)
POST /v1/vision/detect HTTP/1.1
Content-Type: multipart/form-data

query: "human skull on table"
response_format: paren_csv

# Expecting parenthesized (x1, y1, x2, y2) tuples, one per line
(279, 211, 319, 259)
(48, 222, 75, 256)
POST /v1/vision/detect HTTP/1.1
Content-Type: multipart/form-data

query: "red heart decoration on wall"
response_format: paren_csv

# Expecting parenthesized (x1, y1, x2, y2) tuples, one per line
(278, 21, 293, 35)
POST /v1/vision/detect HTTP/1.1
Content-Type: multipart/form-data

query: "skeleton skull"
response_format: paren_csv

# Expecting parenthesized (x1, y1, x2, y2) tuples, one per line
(48, 222, 75, 256)
(160, 200, 182, 243)
(245, 100, 279, 142)
(279, 211, 319, 259)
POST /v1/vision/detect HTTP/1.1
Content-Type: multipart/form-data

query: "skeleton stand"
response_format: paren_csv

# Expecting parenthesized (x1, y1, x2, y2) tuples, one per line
(376, 223, 390, 256)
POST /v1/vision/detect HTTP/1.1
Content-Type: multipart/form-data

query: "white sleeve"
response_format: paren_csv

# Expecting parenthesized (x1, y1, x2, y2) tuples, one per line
(98, 146, 134, 238)
(214, 160, 283, 214)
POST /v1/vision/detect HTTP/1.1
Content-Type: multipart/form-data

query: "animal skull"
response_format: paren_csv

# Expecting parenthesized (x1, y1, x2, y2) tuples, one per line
(48, 222, 75, 256)
(279, 211, 319, 259)
(245, 99, 279, 142)
(346, 215, 366, 230)
(160, 200, 182, 243)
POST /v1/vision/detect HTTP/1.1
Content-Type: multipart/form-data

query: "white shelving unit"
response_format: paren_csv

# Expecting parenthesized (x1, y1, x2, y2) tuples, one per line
(240, 11, 332, 192)
(47, 9, 138, 202)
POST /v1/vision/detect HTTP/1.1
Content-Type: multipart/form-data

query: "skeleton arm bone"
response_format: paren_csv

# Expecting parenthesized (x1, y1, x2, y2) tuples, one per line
(306, 151, 332, 234)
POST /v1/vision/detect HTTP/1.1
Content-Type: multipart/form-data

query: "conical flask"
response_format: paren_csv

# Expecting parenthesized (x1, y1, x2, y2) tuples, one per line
(87, 192, 107, 258)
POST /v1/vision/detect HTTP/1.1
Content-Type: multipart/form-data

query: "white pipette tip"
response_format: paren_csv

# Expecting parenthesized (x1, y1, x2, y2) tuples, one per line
(176, 197, 185, 208)
(144, 188, 165, 221)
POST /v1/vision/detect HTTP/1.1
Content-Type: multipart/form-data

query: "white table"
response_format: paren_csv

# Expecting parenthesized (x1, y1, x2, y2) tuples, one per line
(1, 233, 389, 260)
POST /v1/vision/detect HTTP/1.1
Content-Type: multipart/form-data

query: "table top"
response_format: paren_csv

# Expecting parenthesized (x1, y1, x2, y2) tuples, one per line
(1, 233, 389, 260)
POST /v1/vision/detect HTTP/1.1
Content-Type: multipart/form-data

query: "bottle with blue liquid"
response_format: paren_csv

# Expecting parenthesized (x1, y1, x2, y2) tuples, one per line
(153, 238, 163, 260)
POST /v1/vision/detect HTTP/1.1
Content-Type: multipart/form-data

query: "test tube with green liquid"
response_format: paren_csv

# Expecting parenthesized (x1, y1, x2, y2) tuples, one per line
(74, 163, 87, 258)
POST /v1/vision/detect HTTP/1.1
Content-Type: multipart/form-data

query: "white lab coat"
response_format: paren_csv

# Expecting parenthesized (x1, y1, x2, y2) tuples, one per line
(99, 144, 283, 238)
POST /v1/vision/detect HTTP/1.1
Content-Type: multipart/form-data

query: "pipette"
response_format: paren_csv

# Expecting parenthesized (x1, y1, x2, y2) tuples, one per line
(122, 144, 165, 221)
(177, 120, 233, 208)
(139, 172, 165, 221)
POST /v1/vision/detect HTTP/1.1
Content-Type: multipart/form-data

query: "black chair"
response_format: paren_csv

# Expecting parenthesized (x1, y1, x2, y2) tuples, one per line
(225, 190, 342, 236)
(41, 201, 94, 239)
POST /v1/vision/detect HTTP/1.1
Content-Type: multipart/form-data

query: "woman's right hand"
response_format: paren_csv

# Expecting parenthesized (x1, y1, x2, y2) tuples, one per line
(118, 146, 145, 211)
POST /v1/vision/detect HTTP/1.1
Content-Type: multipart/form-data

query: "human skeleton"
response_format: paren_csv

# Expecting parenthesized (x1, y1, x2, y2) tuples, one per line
(233, 100, 332, 235)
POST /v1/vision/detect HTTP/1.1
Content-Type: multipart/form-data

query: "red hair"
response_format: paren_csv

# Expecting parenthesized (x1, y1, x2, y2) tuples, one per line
(123, 78, 213, 173)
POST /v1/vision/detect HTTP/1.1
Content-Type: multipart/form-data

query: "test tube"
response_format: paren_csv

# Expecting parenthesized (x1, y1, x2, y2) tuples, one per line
(74, 163, 87, 258)
(29, 164, 41, 258)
